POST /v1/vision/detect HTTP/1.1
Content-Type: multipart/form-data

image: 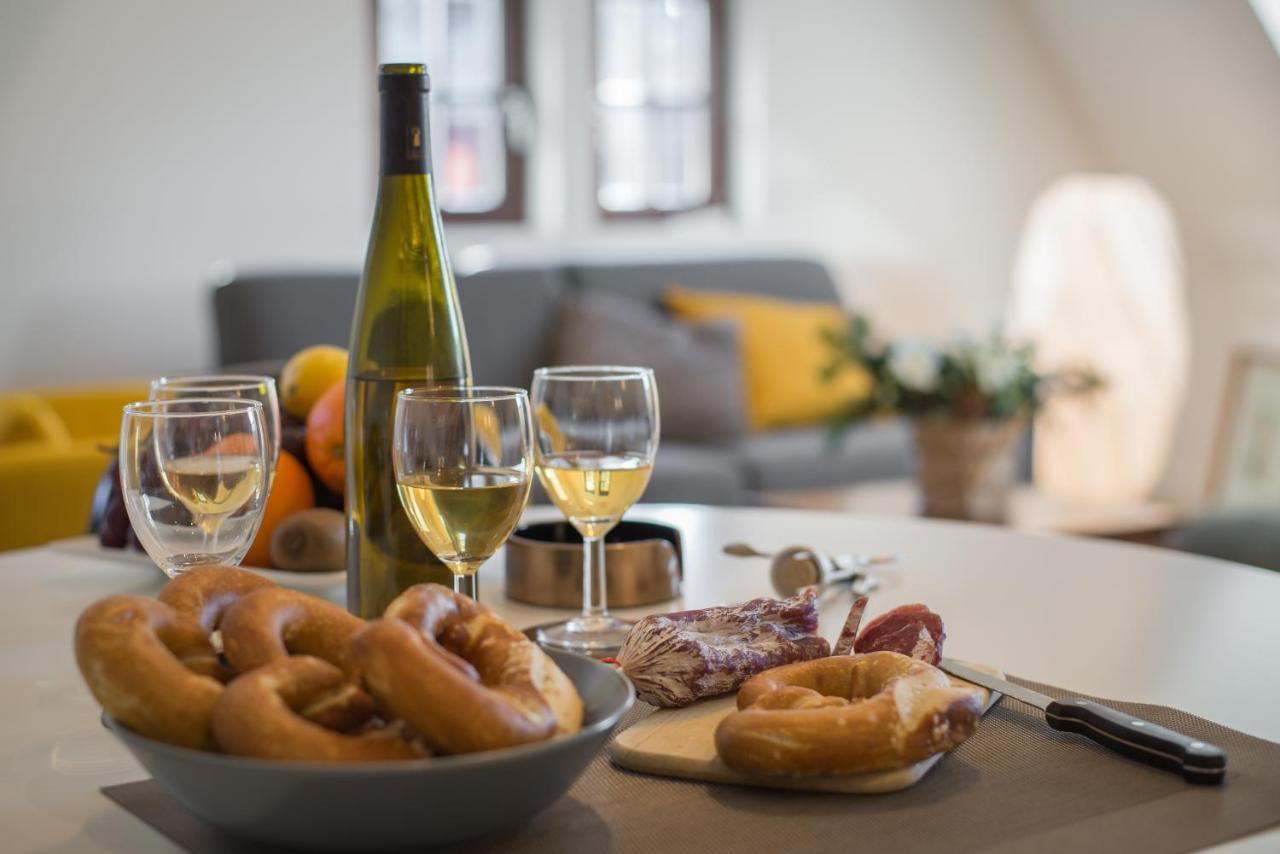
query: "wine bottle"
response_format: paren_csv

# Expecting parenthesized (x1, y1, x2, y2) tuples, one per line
(346, 63, 472, 617)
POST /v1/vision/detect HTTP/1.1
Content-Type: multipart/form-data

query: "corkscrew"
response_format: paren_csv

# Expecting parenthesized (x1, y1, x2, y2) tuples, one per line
(722, 543, 895, 597)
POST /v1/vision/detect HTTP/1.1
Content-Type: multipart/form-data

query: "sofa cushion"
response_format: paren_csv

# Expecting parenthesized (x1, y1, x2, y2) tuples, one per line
(548, 290, 746, 444)
(458, 266, 568, 389)
(215, 273, 359, 366)
(567, 256, 840, 305)
(641, 441, 750, 506)
(732, 419, 914, 491)
(663, 286, 871, 431)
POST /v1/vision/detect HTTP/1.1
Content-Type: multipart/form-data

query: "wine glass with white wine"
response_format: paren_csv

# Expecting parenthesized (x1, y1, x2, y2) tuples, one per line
(531, 366, 659, 652)
(149, 375, 281, 480)
(392, 387, 534, 601)
(119, 398, 270, 578)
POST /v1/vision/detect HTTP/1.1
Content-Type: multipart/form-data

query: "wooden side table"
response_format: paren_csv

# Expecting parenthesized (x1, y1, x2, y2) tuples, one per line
(760, 479, 1185, 544)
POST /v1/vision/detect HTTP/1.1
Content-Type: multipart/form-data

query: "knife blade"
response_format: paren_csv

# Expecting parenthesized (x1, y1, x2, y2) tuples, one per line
(940, 658, 1226, 785)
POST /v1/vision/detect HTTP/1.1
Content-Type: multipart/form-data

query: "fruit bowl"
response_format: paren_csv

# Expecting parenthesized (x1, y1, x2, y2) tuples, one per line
(104, 650, 633, 850)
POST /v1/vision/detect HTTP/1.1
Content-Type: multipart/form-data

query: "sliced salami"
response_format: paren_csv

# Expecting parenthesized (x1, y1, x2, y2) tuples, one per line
(616, 589, 830, 708)
(833, 595, 869, 655)
(853, 603, 945, 665)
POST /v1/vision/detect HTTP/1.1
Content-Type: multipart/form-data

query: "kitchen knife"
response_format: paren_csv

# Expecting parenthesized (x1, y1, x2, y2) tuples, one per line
(940, 658, 1227, 785)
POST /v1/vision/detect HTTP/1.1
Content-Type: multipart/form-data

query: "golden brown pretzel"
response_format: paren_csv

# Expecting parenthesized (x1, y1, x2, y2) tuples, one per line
(157, 565, 277, 634)
(219, 587, 366, 679)
(354, 584, 583, 754)
(212, 657, 426, 761)
(74, 596, 223, 750)
(715, 651, 983, 776)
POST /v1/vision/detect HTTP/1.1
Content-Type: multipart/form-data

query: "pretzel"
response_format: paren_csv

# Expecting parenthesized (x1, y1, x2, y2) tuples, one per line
(219, 587, 366, 679)
(212, 656, 425, 761)
(714, 651, 983, 776)
(354, 584, 583, 754)
(157, 565, 277, 634)
(74, 596, 223, 750)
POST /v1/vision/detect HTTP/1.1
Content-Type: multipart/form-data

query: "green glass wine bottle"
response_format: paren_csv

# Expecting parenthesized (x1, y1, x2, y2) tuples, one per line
(346, 63, 471, 618)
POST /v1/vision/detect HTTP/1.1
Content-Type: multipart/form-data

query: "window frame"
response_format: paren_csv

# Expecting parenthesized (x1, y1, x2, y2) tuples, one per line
(591, 0, 728, 221)
(371, 0, 527, 223)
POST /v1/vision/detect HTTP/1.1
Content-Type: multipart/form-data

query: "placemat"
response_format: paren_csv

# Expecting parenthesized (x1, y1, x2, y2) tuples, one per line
(103, 677, 1280, 853)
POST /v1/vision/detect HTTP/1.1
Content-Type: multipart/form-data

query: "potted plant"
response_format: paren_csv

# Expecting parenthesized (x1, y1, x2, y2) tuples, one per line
(823, 316, 1100, 522)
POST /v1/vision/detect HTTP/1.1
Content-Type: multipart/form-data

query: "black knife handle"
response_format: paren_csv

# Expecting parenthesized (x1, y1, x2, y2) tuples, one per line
(1045, 698, 1226, 784)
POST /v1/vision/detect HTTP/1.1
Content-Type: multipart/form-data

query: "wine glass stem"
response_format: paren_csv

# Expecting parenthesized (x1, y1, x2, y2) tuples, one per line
(453, 572, 478, 601)
(581, 535, 609, 620)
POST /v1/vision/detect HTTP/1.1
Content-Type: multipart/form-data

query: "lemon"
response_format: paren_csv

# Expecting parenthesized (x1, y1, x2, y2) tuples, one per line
(280, 346, 348, 419)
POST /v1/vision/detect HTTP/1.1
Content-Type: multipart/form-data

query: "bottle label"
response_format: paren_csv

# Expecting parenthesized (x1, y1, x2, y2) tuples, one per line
(380, 91, 431, 176)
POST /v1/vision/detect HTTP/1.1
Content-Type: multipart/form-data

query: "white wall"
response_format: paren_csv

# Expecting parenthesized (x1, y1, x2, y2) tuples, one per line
(0, 0, 1097, 389)
(0, 0, 375, 386)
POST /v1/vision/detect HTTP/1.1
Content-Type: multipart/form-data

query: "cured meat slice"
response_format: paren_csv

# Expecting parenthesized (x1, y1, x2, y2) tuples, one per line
(853, 603, 945, 665)
(616, 589, 831, 707)
(833, 595, 869, 655)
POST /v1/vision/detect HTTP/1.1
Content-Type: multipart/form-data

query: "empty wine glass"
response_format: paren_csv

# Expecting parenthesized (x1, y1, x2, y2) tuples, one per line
(149, 375, 281, 477)
(120, 398, 270, 578)
(393, 387, 534, 601)
(531, 366, 660, 652)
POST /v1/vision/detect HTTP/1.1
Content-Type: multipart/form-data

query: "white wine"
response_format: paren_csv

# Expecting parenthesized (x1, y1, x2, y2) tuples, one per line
(536, 452, 653, 539)
(346, 63, 472, 617)
(160, 454, 264, 519)
(397, 469, 529, 574)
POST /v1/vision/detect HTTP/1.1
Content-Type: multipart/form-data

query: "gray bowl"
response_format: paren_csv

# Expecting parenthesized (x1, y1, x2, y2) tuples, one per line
(104, 650, 634, 850)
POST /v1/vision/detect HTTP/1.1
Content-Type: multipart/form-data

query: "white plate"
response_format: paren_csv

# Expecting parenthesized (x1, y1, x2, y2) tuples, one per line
(47, 536, 346, 594)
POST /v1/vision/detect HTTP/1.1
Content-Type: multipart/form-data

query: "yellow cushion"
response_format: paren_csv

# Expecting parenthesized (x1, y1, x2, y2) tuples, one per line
(0, 394, 72, 446)
(34, 381, 149, 441)
(663, 286, 872, 430)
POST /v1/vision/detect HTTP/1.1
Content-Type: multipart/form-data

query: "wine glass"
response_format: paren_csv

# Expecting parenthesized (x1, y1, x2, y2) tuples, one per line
(119, 398, 270, 578)
(531, 366, 660, 652)
(392, 387, 534, 601)
(149, 375, 281, 478)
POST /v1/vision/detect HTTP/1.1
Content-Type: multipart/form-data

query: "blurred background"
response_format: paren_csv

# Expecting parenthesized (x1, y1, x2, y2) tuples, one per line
(3, 0, 1280, 565)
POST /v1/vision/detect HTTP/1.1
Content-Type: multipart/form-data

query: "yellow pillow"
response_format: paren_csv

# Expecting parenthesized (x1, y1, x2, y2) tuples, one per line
(0, 393, 72, 447)
(663, 286, 871, 430)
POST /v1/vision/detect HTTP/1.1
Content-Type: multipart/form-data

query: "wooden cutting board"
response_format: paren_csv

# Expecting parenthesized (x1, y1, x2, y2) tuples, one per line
(609, 661, 1003, 794)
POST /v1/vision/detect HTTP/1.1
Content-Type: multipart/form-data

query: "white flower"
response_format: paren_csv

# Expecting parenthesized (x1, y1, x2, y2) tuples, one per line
(973, 346, 1022, 395)
(887, 341, 941, 393)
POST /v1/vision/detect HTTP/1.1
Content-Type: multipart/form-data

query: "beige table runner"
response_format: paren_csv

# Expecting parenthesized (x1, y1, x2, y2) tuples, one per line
(104, 677, 1280, 853)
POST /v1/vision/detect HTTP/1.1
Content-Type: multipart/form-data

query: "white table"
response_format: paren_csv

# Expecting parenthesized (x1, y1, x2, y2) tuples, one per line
(4, 504, 1279, 853)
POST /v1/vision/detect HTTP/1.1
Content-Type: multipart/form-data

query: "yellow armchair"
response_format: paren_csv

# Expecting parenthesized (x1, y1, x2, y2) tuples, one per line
(0, 382, 148, 551)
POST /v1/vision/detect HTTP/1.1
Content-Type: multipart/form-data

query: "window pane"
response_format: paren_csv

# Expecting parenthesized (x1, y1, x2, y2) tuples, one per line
(436, 104, 508, 213)
(648, 106, 711, 210)
(596, 0, 648, 106)
(645, 0, 710, 104)
(443, 0, 505, 98)
(597, 107, 649, 212)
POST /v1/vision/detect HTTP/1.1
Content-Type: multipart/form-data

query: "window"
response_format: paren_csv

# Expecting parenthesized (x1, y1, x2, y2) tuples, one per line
(375, 0, 527, 221)
(593, 0, 725, 216)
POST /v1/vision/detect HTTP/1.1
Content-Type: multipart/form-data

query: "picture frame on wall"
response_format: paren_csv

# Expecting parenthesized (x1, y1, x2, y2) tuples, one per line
(1209, 348, 1280, 507)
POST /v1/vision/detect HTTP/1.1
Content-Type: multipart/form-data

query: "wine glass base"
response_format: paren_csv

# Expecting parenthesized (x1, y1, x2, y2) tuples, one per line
(536, 616, 633, 654)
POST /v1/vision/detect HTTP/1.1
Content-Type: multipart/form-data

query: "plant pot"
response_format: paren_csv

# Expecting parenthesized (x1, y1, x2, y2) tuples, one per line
(912, 418, 1024, 523)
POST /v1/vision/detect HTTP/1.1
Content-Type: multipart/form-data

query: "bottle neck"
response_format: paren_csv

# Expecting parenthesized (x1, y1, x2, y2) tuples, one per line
(379, 89, 432, 177)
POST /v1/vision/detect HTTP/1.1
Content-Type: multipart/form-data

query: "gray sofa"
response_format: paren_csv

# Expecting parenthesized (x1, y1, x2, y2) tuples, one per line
(213, 256, 914, 505)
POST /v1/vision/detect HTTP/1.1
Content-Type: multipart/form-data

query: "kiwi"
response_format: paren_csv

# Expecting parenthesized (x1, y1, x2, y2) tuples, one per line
(270, 508, 346, 573)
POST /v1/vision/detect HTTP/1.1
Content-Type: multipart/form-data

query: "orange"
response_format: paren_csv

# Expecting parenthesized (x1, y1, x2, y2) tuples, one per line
(207, 432, 261, 456)
(280, 345, 348, 419)
(243, 449, 315, 568)
(305, 381, 345, 496)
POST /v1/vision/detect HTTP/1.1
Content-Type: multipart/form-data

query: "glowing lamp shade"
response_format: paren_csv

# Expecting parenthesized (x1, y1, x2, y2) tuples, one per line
(1008, 175, 1189, 503)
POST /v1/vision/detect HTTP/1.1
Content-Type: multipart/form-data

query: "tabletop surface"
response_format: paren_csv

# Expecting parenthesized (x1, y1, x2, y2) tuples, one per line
(4, 503, 1279, 853)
